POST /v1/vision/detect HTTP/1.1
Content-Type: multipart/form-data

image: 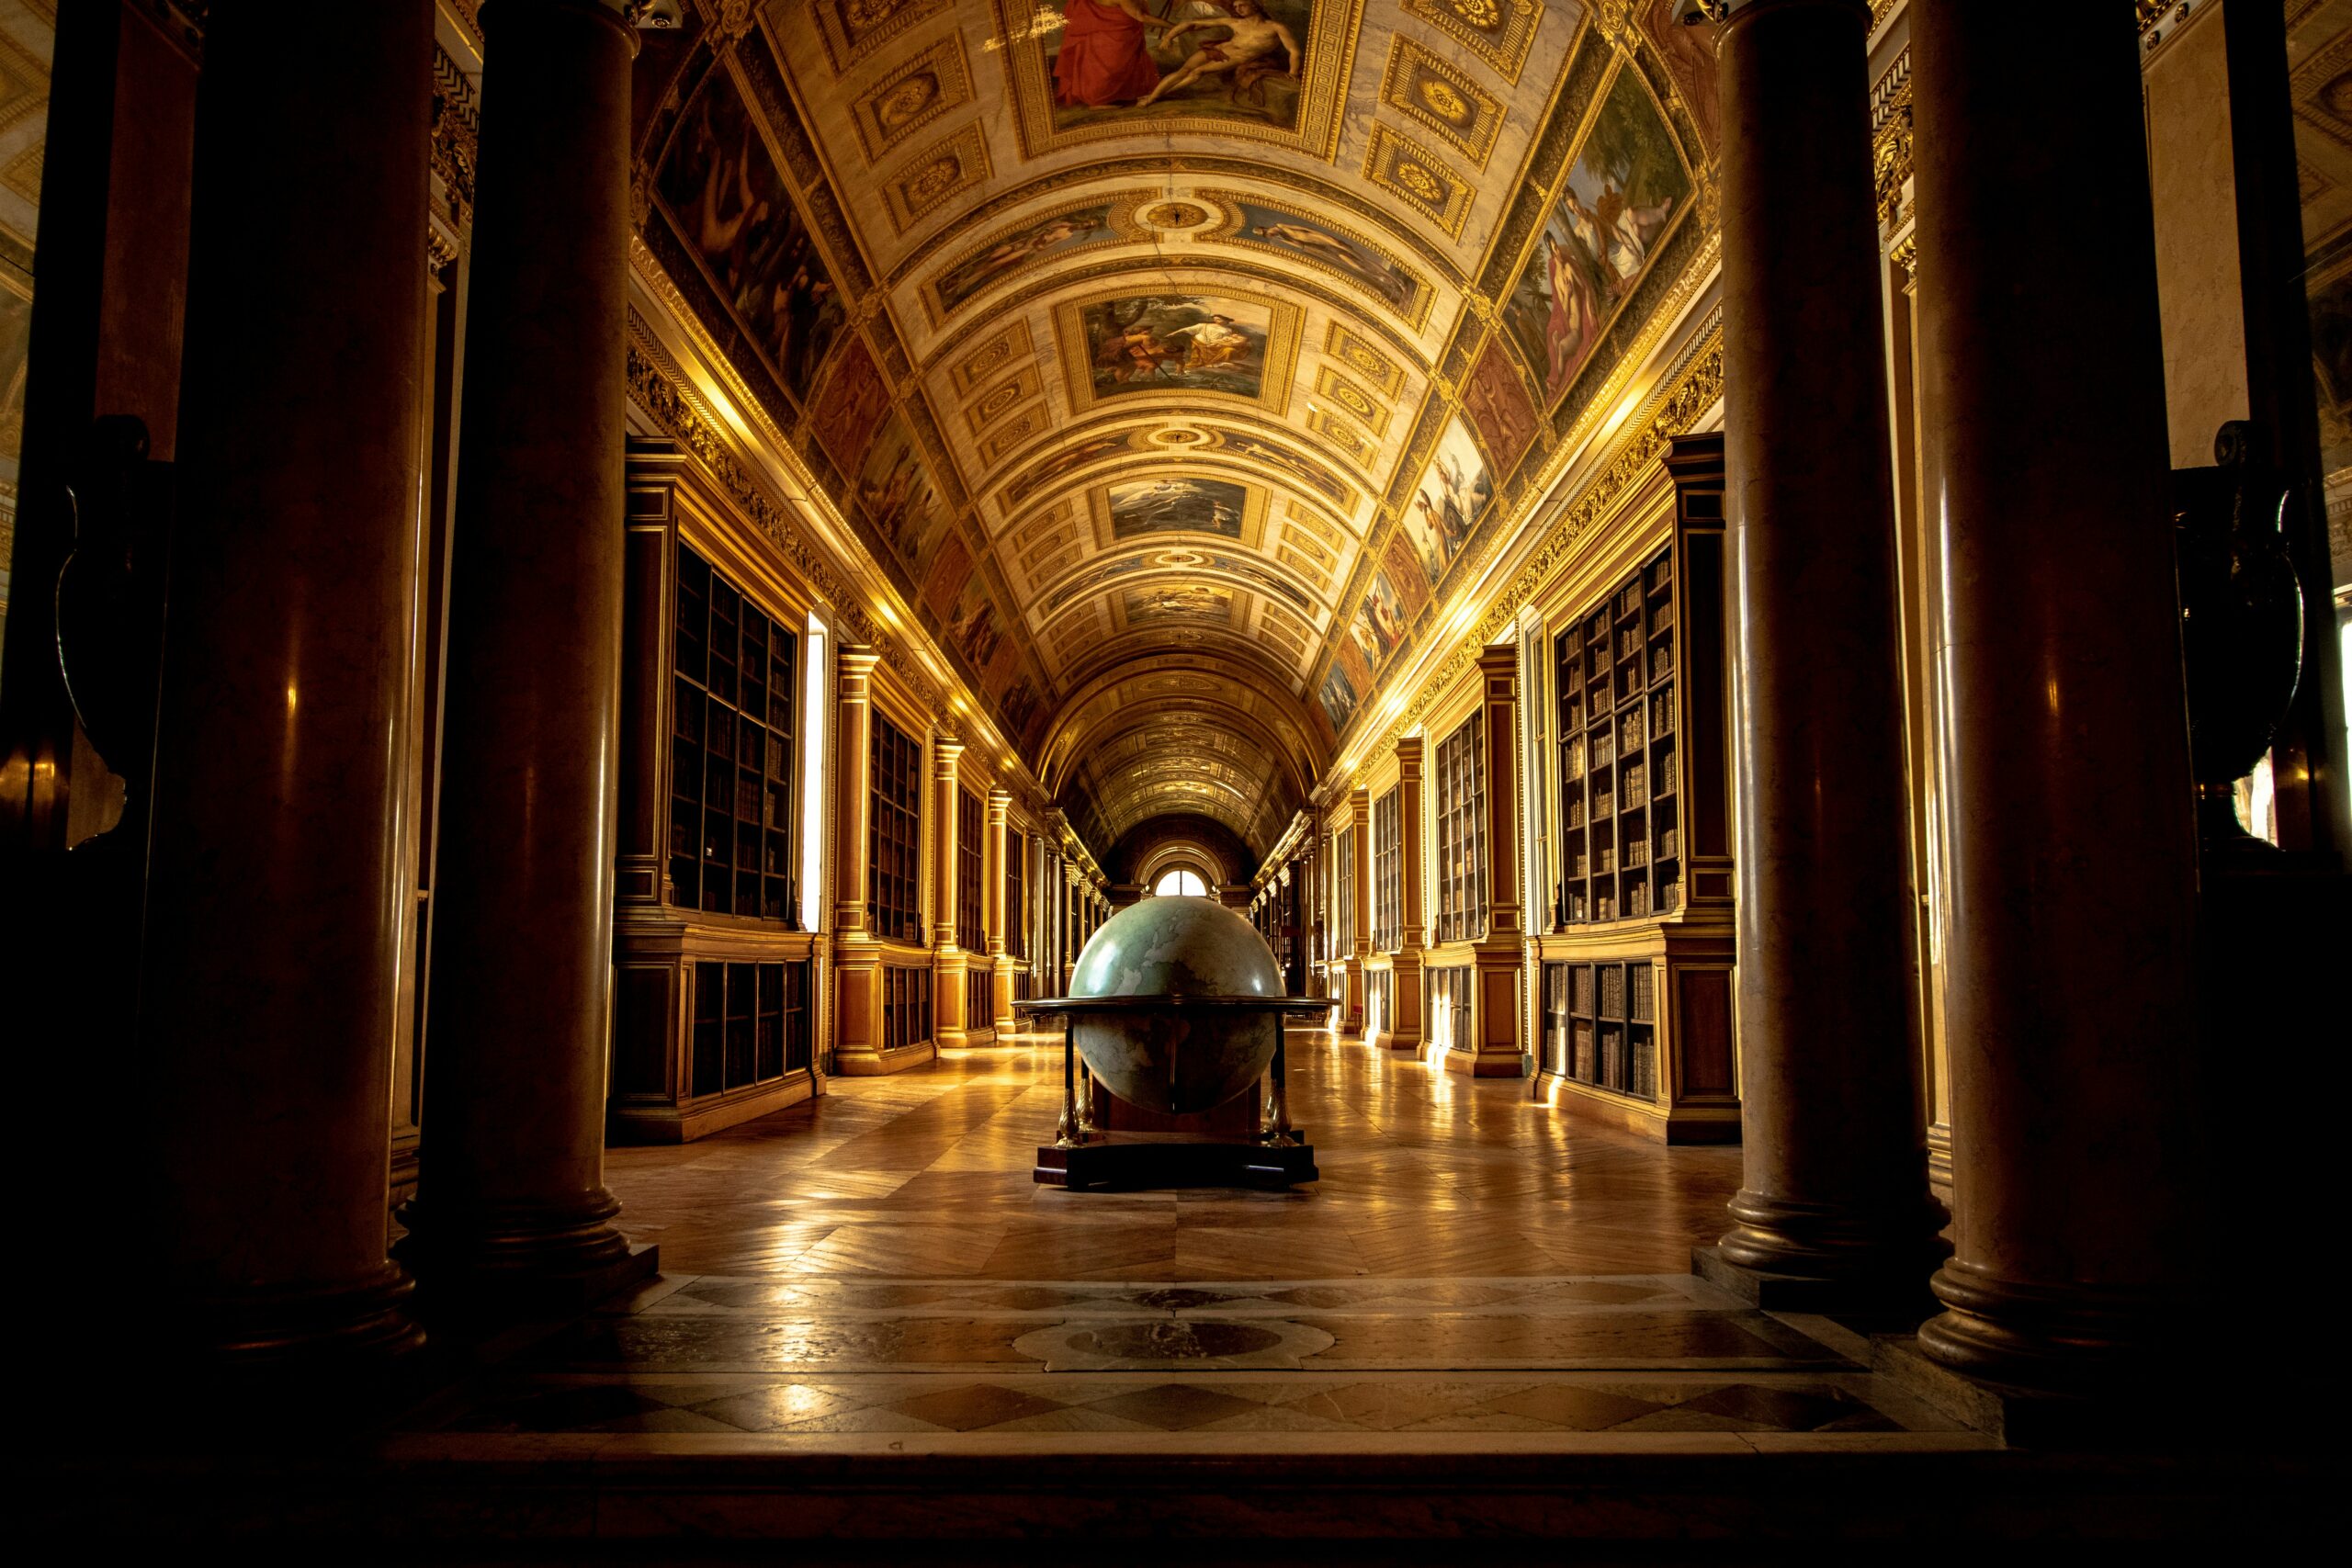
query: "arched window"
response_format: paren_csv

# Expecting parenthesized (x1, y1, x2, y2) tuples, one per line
(1152, 868, 1209, 897)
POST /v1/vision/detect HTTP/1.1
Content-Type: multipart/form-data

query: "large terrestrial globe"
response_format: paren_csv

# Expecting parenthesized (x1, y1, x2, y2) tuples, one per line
(1067, 895, 1283, 1116)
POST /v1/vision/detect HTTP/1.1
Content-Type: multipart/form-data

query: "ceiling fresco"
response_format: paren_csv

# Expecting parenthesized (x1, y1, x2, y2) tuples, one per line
(628, 0, 1720, 856)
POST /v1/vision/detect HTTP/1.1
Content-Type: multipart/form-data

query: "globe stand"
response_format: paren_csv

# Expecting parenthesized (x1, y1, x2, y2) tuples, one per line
(1022, 998, 1325, 1190)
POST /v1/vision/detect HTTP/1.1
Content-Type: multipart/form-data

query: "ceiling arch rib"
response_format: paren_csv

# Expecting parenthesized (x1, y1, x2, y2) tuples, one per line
(634, 2, 1722, 856)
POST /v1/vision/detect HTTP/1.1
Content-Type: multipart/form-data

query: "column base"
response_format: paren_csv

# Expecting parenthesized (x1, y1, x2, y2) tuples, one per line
(1915, 1261, 2182, 1398)
(1444, 1045, 1525, 1077)
(179, 1262, 425, 1367)
(1711, 1188, 1948, 1299)
(1871, 1332, 2187, 1450)
(396, 1191, 654, 1314)
(1377, 1031, 1423, 1053)
(1692, 1245, 1937, 1315)
(832, 1040, 938, 1076)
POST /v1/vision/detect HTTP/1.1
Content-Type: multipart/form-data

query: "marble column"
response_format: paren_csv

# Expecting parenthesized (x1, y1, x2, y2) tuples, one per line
(407, 0, 644, 1301)
(1451, 645, 1526, 1077)
(139, 0, 432, 1360)
(932, 737, 967, 1045)
(1342, 787, 1371, 1036)
(831, 648, 883, 1070)
(1700, 0, 1938, 1301)
(1909, 3, 2202, 1389)
(1386, 736, 1427, 1053)
(988, 790, 1017, 1032)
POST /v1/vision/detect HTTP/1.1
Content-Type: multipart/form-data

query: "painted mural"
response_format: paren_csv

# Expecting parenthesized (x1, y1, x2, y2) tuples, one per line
(807, 336, 890, 475)
(933, 202, 1115, 315)
(655, 62, 846, 405)
(1209, 429, 1350, 506)
(1125, 582, 1234, 627)
(1043, 0, 1311, 131)
(1108, 476, 1247, 538)
(1317, 660, 1360, 733)
(1003, 428, 1137, 509)
(1081, 294, 1272, 400)
(944, 575, 1008, 671)
(1350, 569, 1408, 676)
(1227, 199, 1419, 315)
(1402, 415, 1492, 587)
(1500, 65, 1691, 406)
(854, 412, 951, 586)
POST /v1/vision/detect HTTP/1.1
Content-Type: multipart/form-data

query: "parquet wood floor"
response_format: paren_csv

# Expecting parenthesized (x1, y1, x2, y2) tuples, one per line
(605, 1031, 1744, 1280)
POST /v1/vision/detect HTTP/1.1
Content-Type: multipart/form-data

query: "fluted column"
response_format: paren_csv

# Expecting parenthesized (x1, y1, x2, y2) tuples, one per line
(1386, 736, 1427, 1052)
(988, 790, 1016, 1032)
(932, 736, 967, 1045)
(1447, 646, 1526, 1076)
(406, 0, 644, 1301)
(1696, 0, 1939, 1303)
(831, 648, 883, 1070)
(1909, 3, 2202, 1389)
(139, 0, 433, 1360)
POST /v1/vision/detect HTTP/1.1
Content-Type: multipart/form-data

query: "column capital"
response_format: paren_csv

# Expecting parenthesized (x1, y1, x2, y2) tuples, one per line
(933, 737, 965, 773)
(838, 644, 880, 690)
(1395, 732, 1424, 778)
(1476, 641, 1518, 688)
(987, 786, 1012, 819)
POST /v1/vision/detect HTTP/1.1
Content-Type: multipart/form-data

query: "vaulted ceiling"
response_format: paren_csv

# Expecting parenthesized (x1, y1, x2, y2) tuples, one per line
(629, 0, 1719, 859)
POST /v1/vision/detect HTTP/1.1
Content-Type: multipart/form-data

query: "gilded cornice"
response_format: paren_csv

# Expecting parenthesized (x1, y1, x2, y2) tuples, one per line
(1871, 52, 1913, 228)
(1357, 318, 1724, 773)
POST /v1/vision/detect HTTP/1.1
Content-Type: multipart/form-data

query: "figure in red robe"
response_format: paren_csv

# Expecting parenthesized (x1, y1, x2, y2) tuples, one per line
(1054, 0, 1167, 107)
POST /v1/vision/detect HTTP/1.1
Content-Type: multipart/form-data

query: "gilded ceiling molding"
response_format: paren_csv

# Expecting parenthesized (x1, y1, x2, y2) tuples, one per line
(430, 45, 480, 234)
(1871, 51, 1913, 228)
(1356, 318, 1724, 769)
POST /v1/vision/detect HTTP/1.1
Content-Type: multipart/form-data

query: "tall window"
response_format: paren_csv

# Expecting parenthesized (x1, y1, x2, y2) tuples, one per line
(798, 613, 829, 931)
(1005, 831, 1026, 958)
(956, 785, 984, 950)
(1373, 786, 1401, 952)
(669, 543, 796, 919)
(1434, 712, 1487, 943)
(1153, 868, 1208, 897)
(1334, 828, 1355, 953)
(867, 716, 922, 942)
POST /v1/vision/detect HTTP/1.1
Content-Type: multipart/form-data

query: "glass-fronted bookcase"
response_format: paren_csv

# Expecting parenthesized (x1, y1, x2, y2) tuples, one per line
(608, 439, 823, 1143)
(1532, 433, 1738, 1143)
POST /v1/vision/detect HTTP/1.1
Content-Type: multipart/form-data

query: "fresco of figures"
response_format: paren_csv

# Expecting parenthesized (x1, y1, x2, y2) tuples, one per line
(1230, 199, 1419, 315)
(934, 203, 1114, 316)
(1081, 294, 1272, 400)
(1401, 416, 1494, 589)
(1349, 569, 1408, 677)
(1501, 66, 1692, 406)
(1109, 476, 1248, 538)
(1045, 0, 1313, 132)
(1317, 660, 1360, 733)
(655, 63, 845, 406)
(854, 413, 950, 587)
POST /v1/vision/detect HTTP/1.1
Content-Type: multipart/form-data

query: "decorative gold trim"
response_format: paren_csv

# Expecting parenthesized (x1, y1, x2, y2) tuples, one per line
(848, 33, 974, 164)
(1325, 321, 1408, 398)
(810, 0, 953, 75)
(1362, 123, 1477, 239)
(1403, 0, 1544, 86)
(1379, 34, 1507, 168)
(882, 120, 991, 235)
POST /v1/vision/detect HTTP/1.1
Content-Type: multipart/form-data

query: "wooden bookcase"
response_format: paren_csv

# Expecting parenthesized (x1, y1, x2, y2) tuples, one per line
(611, 440, 826, 1143)
(1532, 433, 1738, 1142)
(867, 715, 924, 945)
(1432, 712, 1487, 945)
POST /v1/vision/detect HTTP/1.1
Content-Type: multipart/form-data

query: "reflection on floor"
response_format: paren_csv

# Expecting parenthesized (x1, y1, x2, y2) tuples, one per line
(405, 1033, 1979, 1450)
